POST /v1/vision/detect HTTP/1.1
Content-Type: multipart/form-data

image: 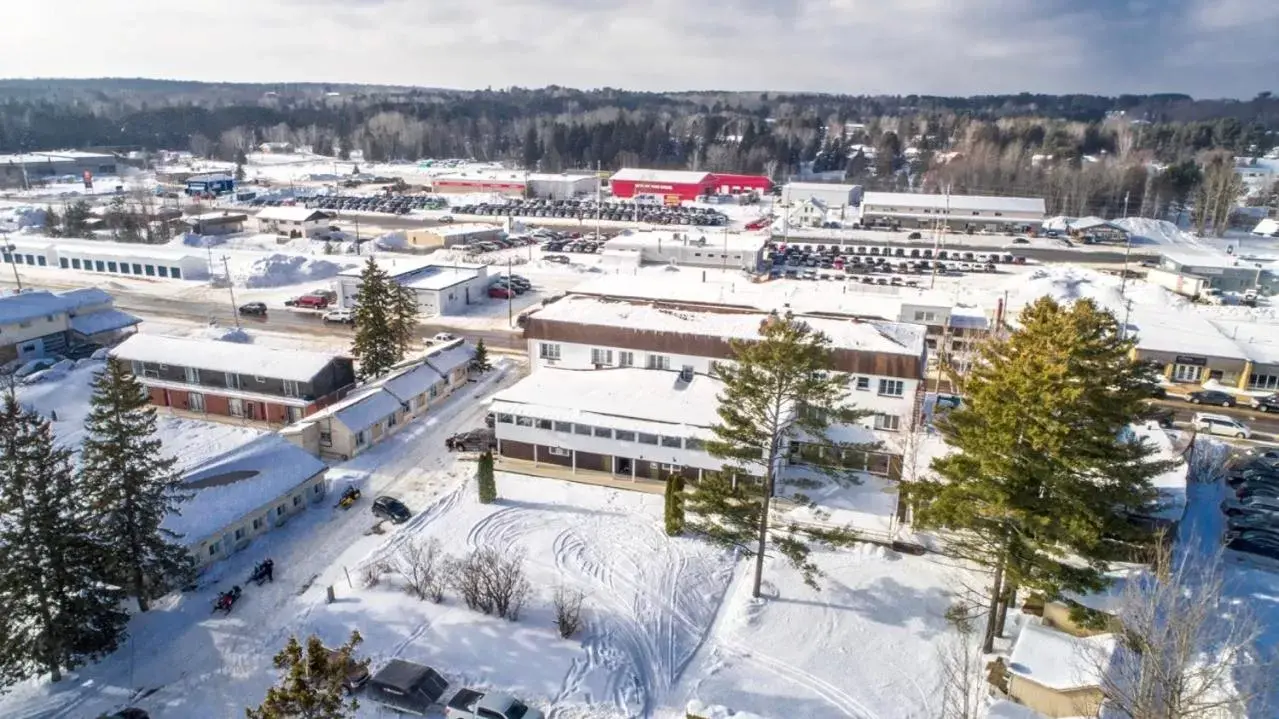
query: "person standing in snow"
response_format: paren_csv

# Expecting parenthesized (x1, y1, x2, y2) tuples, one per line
(264, 558, 274, 582)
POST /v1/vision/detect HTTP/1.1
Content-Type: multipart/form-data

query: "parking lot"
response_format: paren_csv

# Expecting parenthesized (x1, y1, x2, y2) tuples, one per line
(766, 241, 1025, 284)
(1222, 449, 1279, 562)
(248, 193, 447, 215)
(451, 198, 728, 226)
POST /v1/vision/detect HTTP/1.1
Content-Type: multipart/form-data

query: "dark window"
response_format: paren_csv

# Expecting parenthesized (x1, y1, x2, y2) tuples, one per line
(144, 264, 155, 276)
(593, 426, 612, 438)
(553, 421, 572, 433)
(132, 263, 142, 274)
(157, 266, 169, 277)
(95, 260, 105, 272)
(638, 433, 659, 445)
(171, 267, 182, 279)
(615, 430, 636, 442)
(36, 256, 46, 266)
(12, 254, 22, 264)
(574, 424, 592, 436)
(660, 436, 682, 448)
(535, 418, 553, 430)
(107, 261, 118, 272)
(59, 258, 68, 268)
(496, 413, 514, 424)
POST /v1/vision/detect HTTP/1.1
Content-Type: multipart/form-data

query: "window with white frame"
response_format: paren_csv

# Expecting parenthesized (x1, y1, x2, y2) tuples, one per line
(618, 351, 635, 367)
(574, 424, 592, 436)
(593, 426, 612, 438)
(615, 430, 636, 442)
(913, 311, 937, 323)
(536, 418, 553, 430)
(554, 421, 572, 432)
(878, 379, 904, 397)
(591, 348, 613, 366)
(647, 354, 671, 370)
(539, 342, 562, 361)
(547, 447, 571, 457)
(497, 413, 513, 424)
(660, 436, 681, 448)
(1249, 374, 1279, 391)
(516, 416, 534, 427)
(638, 432, 659, 445)
(874, 414, 901, 431)
(685, 437, 704, 451)
(855, 377, 870, 391)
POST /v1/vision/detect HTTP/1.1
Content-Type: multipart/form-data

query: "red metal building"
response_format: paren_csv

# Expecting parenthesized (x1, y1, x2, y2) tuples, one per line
(609, 168, 772, 201)
(707, 172, 773, 194)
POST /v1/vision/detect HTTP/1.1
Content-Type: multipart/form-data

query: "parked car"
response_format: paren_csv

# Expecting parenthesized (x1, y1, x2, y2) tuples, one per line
(238, 302, 267, 316)
(1012, 237, 1030, 244)
(1193, 412, 1251, 439)
(324, 644, 372, 694)
(322, 308, 355, 324)
(489, 286, 514, 299)
(1186, 390, 1236, 407)
(287, 294, 331, 310)
(445, 428, 497, 452)
(544, 253, 570, 264)
(446, 689, 544, 719)
(432, 332, 457, 343)
(106, 711, 150, 719)
(1251, 394, 1279, 413)
(372, 496, 411, 524)
(366, 660, 450, 716)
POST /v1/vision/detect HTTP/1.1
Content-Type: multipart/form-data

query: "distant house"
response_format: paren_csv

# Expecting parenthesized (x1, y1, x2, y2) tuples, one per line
(1004, 623, 1116, 718)
(184, 211, 248, 236)
(110, 335, 356, 425)
(168, 434, 328, 569)
(255, 206, 330, 238)
(0, 288, 139, 363)
(1065, 217, 1129, 243)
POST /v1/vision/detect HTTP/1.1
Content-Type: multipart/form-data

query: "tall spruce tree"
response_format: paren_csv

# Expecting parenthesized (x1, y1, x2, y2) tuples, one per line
(80, 359, 194, 611)
(350, 258, 400, 379)
(910, 297, 1172, 652)
(390, 284, 419, 359)
(470, 339, 491, 373)
(0, 396, 128, 686)
(686, 312, 870, 594)
(476, 450, 497, 504)
(246, 631, 367, 719)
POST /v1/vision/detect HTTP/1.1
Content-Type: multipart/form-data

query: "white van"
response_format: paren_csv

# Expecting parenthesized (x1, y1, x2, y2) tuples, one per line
(1193, 412, 1252, 439)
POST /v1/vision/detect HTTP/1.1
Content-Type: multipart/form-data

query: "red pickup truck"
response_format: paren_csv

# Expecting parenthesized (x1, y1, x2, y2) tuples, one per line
(286, 294, 330, 310)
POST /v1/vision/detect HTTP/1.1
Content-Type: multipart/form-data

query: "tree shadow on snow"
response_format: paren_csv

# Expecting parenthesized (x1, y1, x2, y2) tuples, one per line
(774, 575, 950, 639)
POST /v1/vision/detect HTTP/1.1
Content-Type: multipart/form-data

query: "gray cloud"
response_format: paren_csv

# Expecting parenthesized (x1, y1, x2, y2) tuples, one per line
(0, 0, 1273, 97)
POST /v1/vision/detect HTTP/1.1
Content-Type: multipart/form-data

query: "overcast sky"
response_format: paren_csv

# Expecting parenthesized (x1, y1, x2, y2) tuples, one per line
(1, 0, 1275, 98)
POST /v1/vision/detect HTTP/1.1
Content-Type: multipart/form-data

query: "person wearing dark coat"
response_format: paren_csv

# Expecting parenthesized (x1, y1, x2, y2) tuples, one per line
(264, 558, 274, 582)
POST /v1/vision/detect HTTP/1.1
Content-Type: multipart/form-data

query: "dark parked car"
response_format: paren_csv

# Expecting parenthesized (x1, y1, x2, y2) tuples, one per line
(1226, 531, 1279, 560)
(1012, 237, 1030, 244)
(372, 496, 411, 524)
(325, 645, 372, 694)
(238, 302, 268, 316)
(107, 711, 150, 719)
(1187, 390, 1236, 407)
(446, 428, 497, 452)
(1251, 394, 1279, 413)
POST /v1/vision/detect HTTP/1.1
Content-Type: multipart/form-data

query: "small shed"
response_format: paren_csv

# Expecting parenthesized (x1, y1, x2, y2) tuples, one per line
(185, 211, 248, 236)
(1005, 623, 1116, 718)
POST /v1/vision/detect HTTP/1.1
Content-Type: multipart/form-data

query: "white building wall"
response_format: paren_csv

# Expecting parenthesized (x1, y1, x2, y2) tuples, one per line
(495, 421, 723, 472)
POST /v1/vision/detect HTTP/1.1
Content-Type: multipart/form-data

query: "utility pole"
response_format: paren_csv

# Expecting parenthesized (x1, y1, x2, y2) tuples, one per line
(2, 235, 22, 291)
(506, 257, 514, 328)
(594, 161, 602, 241)
(222, 256, 241, 330)
(929, 184, 950, 290)
(1122, 190, 1131, 219)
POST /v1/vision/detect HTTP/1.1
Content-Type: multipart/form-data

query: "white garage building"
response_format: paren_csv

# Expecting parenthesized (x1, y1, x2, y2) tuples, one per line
(527, 173, 599, 200)
(859, 191, 1046, 231)
(333, 259, 492, 316)
(602, 230, 766, 271)
(781, 182, 863, 209)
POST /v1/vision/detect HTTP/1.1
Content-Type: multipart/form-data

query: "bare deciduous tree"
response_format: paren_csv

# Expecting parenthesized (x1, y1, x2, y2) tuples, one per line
(935, 623, 984, 719)
(397, 538, 446, 603)
(552, 585, 586, 639)
(447, 547, 531, 621)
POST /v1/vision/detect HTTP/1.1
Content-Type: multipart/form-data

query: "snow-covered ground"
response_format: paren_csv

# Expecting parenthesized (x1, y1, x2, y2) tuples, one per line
(17, 359, 264, 468)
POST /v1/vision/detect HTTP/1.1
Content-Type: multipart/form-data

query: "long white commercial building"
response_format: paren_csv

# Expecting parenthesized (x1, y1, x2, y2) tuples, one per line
(859, 191, 1046, 231)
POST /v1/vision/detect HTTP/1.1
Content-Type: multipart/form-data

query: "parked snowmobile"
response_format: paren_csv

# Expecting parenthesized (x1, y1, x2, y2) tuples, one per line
(213, 585, 242, 614)
(248, 558, 275, 586)
(335, 486, 361, 510)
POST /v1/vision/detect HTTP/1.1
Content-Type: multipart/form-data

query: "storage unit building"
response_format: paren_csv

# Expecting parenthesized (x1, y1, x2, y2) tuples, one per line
(2, 236, 208, 280)
(527, 173, 599, 200)
(609, 168, 715, 202)
(333, 259, 491, 316)
(1158, 250, 1279, 294)
(860, 192, 1046, 231)
(0, 150, 118, 189)
(782, 182, 863, 209)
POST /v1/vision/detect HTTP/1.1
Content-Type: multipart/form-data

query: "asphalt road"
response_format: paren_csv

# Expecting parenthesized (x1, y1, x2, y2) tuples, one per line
(0, 279, 528, 351)
(1154, 397, 1279, 443)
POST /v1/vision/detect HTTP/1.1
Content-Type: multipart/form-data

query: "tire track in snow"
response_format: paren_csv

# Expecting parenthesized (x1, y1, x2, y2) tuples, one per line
(717, 639, 880, 719)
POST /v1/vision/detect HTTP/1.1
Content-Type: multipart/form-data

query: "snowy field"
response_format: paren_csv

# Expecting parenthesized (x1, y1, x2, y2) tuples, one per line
(17, 360, 264, 468)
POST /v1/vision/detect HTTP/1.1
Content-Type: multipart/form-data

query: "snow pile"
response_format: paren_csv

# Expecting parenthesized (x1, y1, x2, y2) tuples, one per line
(4, 205, 48, 230)
(374, 230, 408, 250)
(686, 700, 773, 719)
(202, 325, 253, 343)
(1114, 217, 1205, 249)
(239, 253, 356, 288)
(1001, 265, 1186, 317)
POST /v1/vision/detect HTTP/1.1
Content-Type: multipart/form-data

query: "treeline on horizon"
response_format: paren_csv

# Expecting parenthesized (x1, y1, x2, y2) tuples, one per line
(0, 79, 1275, 225)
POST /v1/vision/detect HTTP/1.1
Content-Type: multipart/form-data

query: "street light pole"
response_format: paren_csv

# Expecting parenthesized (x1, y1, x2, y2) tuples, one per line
(222, 256, 241, 330)
(2, 237, 22, 291)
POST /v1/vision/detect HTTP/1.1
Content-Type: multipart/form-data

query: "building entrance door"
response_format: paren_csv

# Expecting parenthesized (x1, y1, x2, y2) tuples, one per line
(616, 457, 632, 476)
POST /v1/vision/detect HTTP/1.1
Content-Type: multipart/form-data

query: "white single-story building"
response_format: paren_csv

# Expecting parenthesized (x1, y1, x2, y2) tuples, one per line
(1, 236, 208, 281)
(333, 259, 492, 316)
(860, 191, 1046, 231)
(527, 173, 600, 200)
(1004, 623, 1117, 718)
(167, 434, 328, 570)
(602, 229, 766, 271)
(781, 182, 863, 209)
(255, 206, 331, 237)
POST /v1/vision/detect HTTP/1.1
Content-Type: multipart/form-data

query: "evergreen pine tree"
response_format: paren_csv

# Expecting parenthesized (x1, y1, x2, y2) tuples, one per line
(0, 396, 128, 686)
(390, 284, 419, 359)
(235, 163, 246, 182)
(470, 339, 491, 373)
(663, 474, 685, 536)
(43, 205, 61, 237)
(246, 631, 367, 719)
(350, 258, 399, 380)
(476, 450, 497, 504)
(686, 313, 869, 594)
(80, 359, 194, 611)
(910, 297, 1172, 652)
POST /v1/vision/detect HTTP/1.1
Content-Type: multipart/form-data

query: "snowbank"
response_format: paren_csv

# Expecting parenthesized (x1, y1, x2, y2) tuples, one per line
(1114, 217, 1206, 249)
(686, 700, 773, 719)
(202, 325, 253, 343)
(374, 230, 408, 250)
(1001, 265, 1185, 317)
(238, 253, 357, 288)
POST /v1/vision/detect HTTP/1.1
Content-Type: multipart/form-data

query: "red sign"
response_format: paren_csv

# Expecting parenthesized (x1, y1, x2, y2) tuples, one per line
(82, 170, 93, 189)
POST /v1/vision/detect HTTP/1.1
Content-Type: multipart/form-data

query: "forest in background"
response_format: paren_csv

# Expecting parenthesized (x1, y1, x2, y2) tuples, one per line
(1, 79, 1276, 229)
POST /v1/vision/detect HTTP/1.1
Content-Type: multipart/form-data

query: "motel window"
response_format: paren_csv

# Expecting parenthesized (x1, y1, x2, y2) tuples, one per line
(157, 266, 168, 278)
(638, 433, 659, 445)
(171, 267, 182, 279)
(593, 426, 612, 438)
(120, 263, 130, 274)
(615, 430, 636, 442)
(574, 423, 592, 436)
(95, 260, 105, 271)
(647, 354, 671, 370)
(71, 258, 81, 269)
(36, 256, 46, 266)
(618, 351, 635, 368)
(276, 505, 286, 517)
(59, 258, 68, 268)
(855, 377, 870, 391)
(209, 542, 220, 556)
(145, 265, 155, 276)
(133, 263, 142, 274)
(252, 517, 264, 530)
(355, 431, 367, 446)
(107, 261, 118, 272)
(867, 453, 891, 476)
(24, 254, 34, 264)
(660, 436, 681, 448)
(874, 414, 902, 432)
(11, 255, 21, 265)
(234, 527, 245, 540)
(0, 252, 8, 263)
(539, 342, 562, 361)
(913, 311, 936, 323)
(293, 495, 302, 507)
(313, 483, 323, 495)
(685, 438, 704, 451)
(878, 379, 904, 397)
(516, 416, 534, 427)
(553, 421, 572, 432)
(1249, 374, 1279, 391)
(319, 431, 332, 446)
(497, 413, 514, 424)
(591, 348, 613, 366)
(536, 418, 553, 430)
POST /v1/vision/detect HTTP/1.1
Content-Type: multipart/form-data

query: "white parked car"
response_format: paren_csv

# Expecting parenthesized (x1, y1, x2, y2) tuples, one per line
(433, 332, 457, 343)
(1192, 412, 1251, 439)
(322, 308, 354, 324)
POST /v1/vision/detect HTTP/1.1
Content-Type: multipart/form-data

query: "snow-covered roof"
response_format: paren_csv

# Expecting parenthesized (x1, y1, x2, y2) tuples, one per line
(606, 229, 767, 254)
(986, 699, 1044, 719)
(1127, 306, 1245, 360)
(424, 342, 475, 377)
(1007, 623, 1116, 692)
(69, 308, 140, 336)
(434, 171, 527, 183)
(110, 334, 344, 383)
(0, 150, 115, 164)
(163, 434, 327, 544)
(526, 172, 597, 184)
(783, 181, 860, 193)
(1210, 320, 1279, 365)
(337, 258, 487, 280)
(329, 388, 404, 433)
(187, 211, 248, 223)
(405, 268, 479, 291)
(1068, 216, 1125, 232)
(1061, 565, 1150, 616)
(949, 306, 990, 330)
(532, 295, 926, 358)
(255, 206, 329, 223)
(862, 191, 1046, 216)
(1252, 218, 1279, 237)
(0, 290, 77, 325)
(610, 168, 712, 185)
(47, 238, 204, 262)
(380, 362, 445, 402)
(492, 367, 723, 438)
(60, 287, 113, 308)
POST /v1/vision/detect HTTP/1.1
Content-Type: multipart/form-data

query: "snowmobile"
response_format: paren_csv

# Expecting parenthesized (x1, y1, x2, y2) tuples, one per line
(335, 486, 361, 510)
(248, 559, 274, 586)
(212, 585, 242, 614)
